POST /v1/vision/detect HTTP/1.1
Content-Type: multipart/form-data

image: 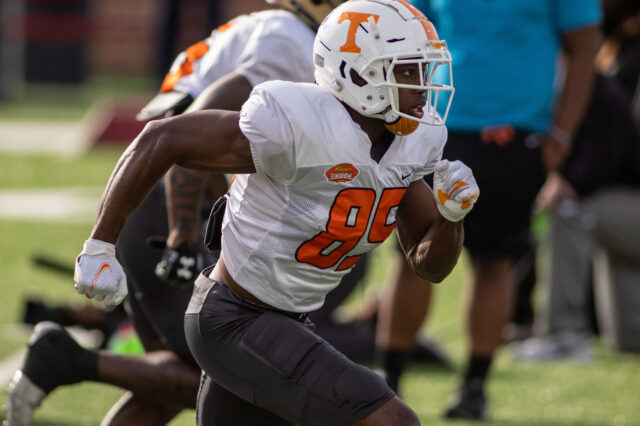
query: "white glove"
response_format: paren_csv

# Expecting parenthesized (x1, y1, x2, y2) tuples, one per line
(74, 239, 127, 305)
(433, 159, 479, 222)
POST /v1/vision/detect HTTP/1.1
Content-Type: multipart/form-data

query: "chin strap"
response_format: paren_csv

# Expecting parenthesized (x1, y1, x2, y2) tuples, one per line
(385, 117, 419, 135)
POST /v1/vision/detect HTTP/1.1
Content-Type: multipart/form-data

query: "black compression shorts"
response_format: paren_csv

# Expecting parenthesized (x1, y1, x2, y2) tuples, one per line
(184, 269, 395, 426)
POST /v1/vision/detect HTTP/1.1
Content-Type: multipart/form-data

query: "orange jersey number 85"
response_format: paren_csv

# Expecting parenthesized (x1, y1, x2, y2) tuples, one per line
(296, 187, 406, 270)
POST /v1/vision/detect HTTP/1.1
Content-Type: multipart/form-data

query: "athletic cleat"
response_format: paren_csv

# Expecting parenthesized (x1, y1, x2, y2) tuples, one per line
(444, 378, 487, 421)
(5, 370, 46, 426)
(511, 332, 593, 362)
(5, 321, 97, 425)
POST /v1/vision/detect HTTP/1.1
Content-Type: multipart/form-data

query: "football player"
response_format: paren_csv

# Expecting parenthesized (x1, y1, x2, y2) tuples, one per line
(5, 1, 347, 425)
(72, 0, 479, 424)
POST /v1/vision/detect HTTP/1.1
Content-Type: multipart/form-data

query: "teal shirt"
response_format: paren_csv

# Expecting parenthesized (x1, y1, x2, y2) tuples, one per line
(411, 0, 601, 132)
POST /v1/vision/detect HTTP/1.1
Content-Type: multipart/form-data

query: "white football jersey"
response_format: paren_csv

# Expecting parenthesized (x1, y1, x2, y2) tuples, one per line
(162, 10, 316, 98)
(221, 81, 447, 312)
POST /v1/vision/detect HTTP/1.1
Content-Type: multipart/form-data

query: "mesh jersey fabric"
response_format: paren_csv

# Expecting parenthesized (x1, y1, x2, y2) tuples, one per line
(220, 81, 446, 312)
(166, 9, 316, 98)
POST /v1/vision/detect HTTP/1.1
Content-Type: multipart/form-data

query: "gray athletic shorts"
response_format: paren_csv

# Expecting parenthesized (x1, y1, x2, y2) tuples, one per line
(184, 268, 395, 426)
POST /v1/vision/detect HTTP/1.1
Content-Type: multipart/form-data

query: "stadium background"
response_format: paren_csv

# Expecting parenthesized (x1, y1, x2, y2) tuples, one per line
(0, 0, 639, 424)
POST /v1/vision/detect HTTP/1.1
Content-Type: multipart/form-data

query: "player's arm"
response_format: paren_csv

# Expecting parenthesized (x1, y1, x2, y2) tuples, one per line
(75, 109, 252, 304)
(92, 109, 254, 246)
(164, 73, 254, 247)
(395, 160, 478, 283)
(542, 24, 600, 171)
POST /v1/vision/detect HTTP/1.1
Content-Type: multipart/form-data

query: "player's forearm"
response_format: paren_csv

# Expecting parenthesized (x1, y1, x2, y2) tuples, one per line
(165, 166, 207, 247)
(90, 121, 185, 244)
(90, 111, 252, 244)
(553, 26, 600, 138)
(408, 218, 463, 283)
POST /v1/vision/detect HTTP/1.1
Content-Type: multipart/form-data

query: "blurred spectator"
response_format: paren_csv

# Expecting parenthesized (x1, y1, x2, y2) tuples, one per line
(399, 0, 601, 420)
(156, 0, 222, 82)
(502, 238, 539, 343)
(375, 240, 453, 395)
(513, 0, 640, 361)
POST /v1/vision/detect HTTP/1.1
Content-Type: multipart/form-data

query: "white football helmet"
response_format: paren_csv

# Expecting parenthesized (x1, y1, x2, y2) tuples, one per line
(313, 0, 454, 131)
(267, 0, 346, 30)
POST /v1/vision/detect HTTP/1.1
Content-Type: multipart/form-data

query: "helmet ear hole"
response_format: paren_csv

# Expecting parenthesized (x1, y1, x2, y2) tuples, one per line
(349, 68, 367, 87)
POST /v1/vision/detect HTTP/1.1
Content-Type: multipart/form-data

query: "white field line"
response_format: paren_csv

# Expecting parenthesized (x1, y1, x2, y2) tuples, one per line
(0, 188, 102, 222)
(0, 122, 89, 157)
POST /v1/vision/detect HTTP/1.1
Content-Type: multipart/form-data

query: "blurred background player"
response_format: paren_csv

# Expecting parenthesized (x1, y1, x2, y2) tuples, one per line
(375, 0, 602, 420)
(513, 0, 640, 361)
(6, 1, 345, 425)
(71, 1, 477, 423)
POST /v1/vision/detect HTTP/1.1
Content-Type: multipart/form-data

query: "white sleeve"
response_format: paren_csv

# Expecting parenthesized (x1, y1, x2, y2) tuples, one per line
(236, 34, 314, 87)
(239, 86, 297, 181)
(413, 125, 447, 181)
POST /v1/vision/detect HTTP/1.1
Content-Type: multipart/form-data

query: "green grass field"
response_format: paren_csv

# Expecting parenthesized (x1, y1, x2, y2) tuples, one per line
(0, 125, 639, 424)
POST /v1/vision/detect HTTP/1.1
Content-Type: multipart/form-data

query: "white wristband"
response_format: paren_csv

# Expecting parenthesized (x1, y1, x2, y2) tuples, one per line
(82, 239, 116, 257)
(545, 125, 572, 147)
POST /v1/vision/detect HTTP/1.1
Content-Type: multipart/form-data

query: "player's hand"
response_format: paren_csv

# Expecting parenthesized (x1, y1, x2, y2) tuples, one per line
(535, 171, 577, 211)
(153, 240, 205, 289)
(433, 159, 479, 222)
(74, 239, 127, 305)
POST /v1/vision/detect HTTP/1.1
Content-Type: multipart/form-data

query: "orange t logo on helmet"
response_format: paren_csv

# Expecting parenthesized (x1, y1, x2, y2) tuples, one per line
(338, 12, 379, 53)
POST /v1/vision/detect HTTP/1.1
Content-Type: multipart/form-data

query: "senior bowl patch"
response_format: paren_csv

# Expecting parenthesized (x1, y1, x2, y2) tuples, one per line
(326, 163, 359, 183)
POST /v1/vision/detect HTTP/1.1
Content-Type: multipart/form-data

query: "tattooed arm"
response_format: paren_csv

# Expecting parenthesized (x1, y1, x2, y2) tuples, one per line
(163, 73, 254, 248)
(165, 166, 212, 246)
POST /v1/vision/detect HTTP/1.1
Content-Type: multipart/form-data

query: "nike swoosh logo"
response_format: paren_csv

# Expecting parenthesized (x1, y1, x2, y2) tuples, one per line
(91, 263, 112, 293)
(402, 173, 411, 180)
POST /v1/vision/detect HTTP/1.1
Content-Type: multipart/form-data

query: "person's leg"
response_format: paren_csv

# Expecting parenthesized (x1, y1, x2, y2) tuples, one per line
(194, 369, 417, 426)
(585, 188, 640, 352)
(7, 322, 201, 426)
(196, 373, 292, 426)
(443, 256, 513, 420)
(510, 200, 598, 361)
(468, 257, 514, 356)
(352, 397, 419, 426)
(100, 392, 183, 426)
(184, 275, 419, 426)
(546, 203, 595, 335)
(442, 130, 545, 420)
(21, 299, 127, 346)
(7, 183, 207, 426)
(97, 349, 199, 408)
(375, 253, 432, 392)
(117, 182, 214, 364)
(310, 254, 378, 361)
(504, 238, 538, 342)
(586, 188, 640, 261)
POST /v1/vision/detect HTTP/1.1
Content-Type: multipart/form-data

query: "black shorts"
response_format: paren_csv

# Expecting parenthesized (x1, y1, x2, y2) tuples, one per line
(117, 182, 215, 366)
(184, 270, 395, 426)
(442, 131, 545, 260)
